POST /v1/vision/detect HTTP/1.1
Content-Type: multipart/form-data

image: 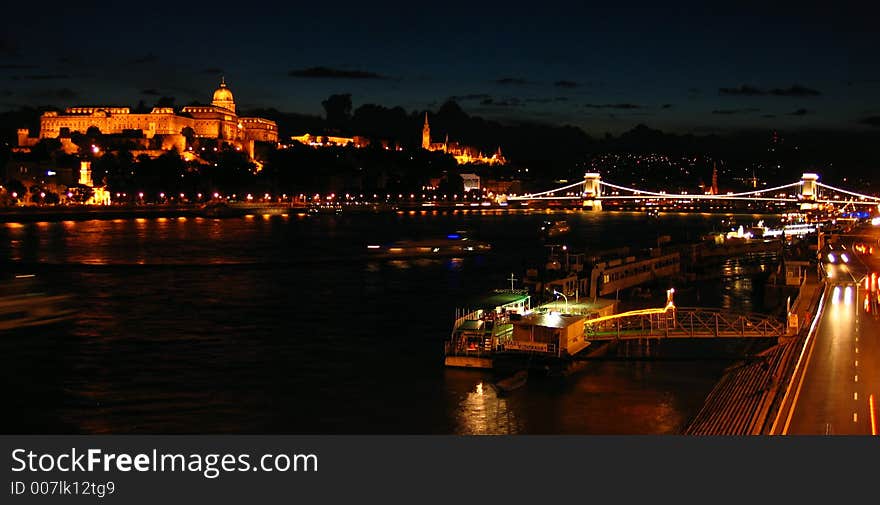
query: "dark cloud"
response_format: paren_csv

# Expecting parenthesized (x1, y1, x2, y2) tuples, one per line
(719, 85, 765, 96)
(288, 66, 387, 79)
(56, 88, 78, 100)
(711, 108, 760, 114)
(719, 84, 821, 97)
(859, 116, 880, 127)
(788, 108, 812, 116)
(128, 54, 159, 65)
(448, 94, 491, 101)
(584, 103, 641, 109)
(762, 114, 777, 118)
(661, 103, 673, 109)
(770, 85, 821, 97)
(554, 80, 578, 88)
(12, 74, 70, 80)
(525, 97, 569, 103)
(201, 67, 224, 74)
(26, 88, 78, 100)
(478, 98, 522, 108)
(493, 77, 528, 85)
(141, 88, 161, 96)
(0, 64, 37, 70)
(479, 97, 523, 107)
(56, 56, 85, 65)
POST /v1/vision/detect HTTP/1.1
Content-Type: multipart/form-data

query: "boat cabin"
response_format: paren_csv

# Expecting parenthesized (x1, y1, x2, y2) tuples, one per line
(508, 311, 588, 358)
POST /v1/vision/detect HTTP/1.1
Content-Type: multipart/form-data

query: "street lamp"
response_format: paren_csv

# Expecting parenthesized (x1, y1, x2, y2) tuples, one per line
(840, 263, 867, 326)
(553, 290, 569, 314)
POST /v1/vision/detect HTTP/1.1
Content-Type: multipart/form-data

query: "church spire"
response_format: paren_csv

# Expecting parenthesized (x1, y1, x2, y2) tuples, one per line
(421, 112, 431, 150)
(710, 162, 719, 195)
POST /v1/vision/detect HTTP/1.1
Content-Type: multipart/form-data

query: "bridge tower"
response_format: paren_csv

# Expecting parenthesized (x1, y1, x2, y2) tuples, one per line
(582, 173, 602, 211)
(799, 173, 819, 210)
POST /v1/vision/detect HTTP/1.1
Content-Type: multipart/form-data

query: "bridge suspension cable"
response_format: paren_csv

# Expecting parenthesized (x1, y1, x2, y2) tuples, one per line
(599, 180, 802, 199)
(599, 180, 668, 197)
(516, 179, 587, 199)
(607, 195, 798, 202)
(510, 175, 879, 205)
(721, 181, 802, 197)
(815, 182, 880, 202)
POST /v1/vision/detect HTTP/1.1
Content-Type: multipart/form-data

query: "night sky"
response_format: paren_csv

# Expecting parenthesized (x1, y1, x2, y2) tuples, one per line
(1, 3, 878, 135)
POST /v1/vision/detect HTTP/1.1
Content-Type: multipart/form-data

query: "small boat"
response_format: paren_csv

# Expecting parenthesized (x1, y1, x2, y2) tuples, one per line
(540, 220, 570, 237)
(493, 370, 528, 394)
(646, 208, 660, 218)
(197, 202, 243, 218)
(368, 233, 491, 259)
(0, 276, 76, 332)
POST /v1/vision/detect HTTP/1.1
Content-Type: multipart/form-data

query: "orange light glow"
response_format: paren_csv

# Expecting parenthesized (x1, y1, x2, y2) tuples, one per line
(871, 395, 877, 436)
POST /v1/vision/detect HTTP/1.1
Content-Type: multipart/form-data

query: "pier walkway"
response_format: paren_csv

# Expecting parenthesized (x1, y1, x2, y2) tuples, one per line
(682, 276, 823, 435)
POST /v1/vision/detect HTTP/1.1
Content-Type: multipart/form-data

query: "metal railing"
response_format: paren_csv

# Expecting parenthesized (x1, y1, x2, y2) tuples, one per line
(585, 307, 785, 341)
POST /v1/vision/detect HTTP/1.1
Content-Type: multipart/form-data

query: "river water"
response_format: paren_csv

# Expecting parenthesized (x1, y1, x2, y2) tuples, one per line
(0, 210, 779, 434)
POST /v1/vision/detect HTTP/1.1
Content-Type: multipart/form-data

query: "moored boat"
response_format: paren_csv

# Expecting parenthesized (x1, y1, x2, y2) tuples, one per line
(540, 220, 570, 237)
(444, 290, 531, 368)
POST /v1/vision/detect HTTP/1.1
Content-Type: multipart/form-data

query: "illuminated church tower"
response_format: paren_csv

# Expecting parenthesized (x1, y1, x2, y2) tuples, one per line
(710, 163, 719, 195)
(79, 161, 93, 187)
(422, 113, 431, 149)
(211, 77, 236, 113)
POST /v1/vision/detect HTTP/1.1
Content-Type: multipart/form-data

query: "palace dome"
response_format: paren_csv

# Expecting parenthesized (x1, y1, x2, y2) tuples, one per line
(213, 82, 234, 104)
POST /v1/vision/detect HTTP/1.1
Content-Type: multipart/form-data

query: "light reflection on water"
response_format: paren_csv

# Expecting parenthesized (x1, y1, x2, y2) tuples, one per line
(455, 381, 522, 435)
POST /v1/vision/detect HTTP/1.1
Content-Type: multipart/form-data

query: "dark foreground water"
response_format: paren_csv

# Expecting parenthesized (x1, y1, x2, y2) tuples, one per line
(0, 210, 778, 434)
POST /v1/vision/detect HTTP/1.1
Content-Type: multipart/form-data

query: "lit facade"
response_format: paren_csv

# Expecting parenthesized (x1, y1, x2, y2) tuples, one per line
(291, 133, 370, 148)
(78, 161, 111, 205)
(421, 113, 505, 165)
(19, 79, 278, 157)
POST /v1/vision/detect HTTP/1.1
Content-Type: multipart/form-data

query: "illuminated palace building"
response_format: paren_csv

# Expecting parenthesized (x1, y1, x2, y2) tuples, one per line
(421, 114, 505, 165)
(18, 79, 278, 158)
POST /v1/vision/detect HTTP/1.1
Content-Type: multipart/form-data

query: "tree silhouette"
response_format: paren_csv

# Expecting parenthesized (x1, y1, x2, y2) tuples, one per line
(181, 127, 195, 146)
(321, 94, 352, 130)
(156, 96, 176, 108)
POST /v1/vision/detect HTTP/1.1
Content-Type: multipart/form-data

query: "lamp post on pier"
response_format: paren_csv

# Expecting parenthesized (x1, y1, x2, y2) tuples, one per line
(553, 290, 569, 314)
